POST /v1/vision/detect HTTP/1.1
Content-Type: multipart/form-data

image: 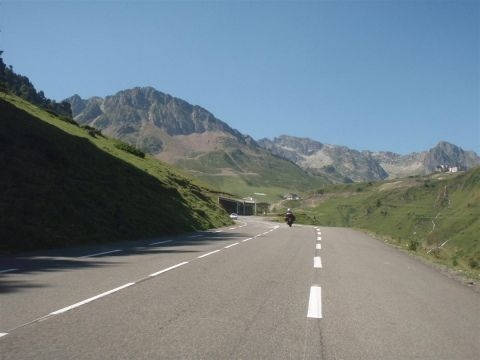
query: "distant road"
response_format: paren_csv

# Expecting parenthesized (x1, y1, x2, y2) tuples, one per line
(1, 217, 479, 359)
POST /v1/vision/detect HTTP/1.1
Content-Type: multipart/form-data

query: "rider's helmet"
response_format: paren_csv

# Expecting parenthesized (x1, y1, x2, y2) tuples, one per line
(287, 208, 292, 213)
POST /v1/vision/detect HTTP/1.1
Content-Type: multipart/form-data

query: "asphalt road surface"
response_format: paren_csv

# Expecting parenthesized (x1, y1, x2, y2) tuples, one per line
(1, 217, 479, 359)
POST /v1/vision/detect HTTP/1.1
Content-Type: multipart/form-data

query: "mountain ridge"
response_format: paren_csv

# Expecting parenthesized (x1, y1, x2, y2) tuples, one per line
(258, 135, 480, 182)
(66, 87, 479, 187)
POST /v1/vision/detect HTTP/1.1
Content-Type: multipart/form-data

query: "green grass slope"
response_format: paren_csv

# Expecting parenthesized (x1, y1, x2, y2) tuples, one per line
(280, 170, 480, 279)
(177, 149, 328, 202)
(0, 92, 232, 254)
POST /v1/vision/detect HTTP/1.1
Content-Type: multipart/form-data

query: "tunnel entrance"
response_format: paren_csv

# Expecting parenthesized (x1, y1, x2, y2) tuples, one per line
(218, 196, 255, 215)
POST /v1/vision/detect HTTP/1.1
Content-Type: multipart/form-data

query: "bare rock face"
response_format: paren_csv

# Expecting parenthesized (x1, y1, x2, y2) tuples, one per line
(65, 87, 243, 144)
(258, 136, 480, 182)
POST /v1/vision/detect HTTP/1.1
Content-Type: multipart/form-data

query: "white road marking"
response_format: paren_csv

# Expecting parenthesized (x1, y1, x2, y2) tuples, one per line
(149, 240, 172, 245)
(229, 227, 236, 230)
(214, 230, 222, 233)
(307, 286, 322, 318)
(317, 237, 322, 241)
(224, 242, 239, 249)
(197, 249, 221, 258)
(0, 268, 18, 274)
(0, 332, 8, 338)
(50, 282, 135, 315)
(314, 256, 322, 268)
(242, 238, 252, 242)
(78, 249, 122, 258)
(316, 243, 321, 250)
(149, 261, 189, 277)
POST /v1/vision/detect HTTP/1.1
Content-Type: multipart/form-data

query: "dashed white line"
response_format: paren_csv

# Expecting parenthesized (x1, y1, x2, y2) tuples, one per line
(197, 249, 221, 259)
(0, 332, 8, 338)
(149, 261, 189, 277)
(229, 227, 236, 230)
(242, 238, 252, 242)
(316, 243, 321, 250)
(78, 249, 122, 258)
(307, 286, 322, 318)
(50, 282, 135, 315)
(149, 240, 172, 245)
(0, 268, 18, 274)
(214, 230, 222, 233)
(317, 237, 322, 241)
(314, 256, 322, 268)
(224, 242, 239, 249)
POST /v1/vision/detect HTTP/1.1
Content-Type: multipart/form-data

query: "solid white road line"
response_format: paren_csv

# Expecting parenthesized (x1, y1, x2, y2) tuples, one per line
(316, 243, 321, 250)
(149, 240, 172, 245)
(78, 249, 122, 258)
(314, 256, 322, 268)
(197, 249, 221, 259)
(242, 238, 252, 242)
(149, 261, 189, 277)
(224, 242, 239, 249)
(0, 268, 18, 274)
(307, 286, 322, 318)
(50, 282, 135, 315)
(317, 237, 322, 241)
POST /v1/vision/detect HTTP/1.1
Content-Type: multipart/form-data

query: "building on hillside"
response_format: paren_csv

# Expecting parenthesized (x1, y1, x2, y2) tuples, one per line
(436, 165, 449, 172)
(448, 166, 458, 173)
(284, 193, 301, 200)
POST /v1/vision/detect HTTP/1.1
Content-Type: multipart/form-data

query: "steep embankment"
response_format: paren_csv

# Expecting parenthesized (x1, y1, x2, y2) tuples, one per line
(0, 92, 232, 253)
(281, 170, 480, 279)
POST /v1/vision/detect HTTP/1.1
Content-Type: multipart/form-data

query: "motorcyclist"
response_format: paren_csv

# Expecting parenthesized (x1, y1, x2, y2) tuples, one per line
(285, 208, 296, 226)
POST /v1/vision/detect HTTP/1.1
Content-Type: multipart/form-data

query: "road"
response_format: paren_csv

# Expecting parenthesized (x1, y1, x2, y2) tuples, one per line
(1, 217, 479, 359)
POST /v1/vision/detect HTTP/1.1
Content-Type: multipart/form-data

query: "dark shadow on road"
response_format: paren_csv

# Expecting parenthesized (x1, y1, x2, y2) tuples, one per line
(0, 230, 254, 293)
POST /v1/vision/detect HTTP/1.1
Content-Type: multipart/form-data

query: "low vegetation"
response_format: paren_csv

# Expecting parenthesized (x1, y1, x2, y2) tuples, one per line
(0, 92, 232, 254)
(277, 170, 480, 279)
(177, 149, 328, 203)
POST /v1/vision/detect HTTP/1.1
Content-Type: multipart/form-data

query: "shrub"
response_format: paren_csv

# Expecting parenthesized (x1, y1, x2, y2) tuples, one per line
(468, 258, 478, 269)
(408, 239, 419, 251)
(114, 141, 145, 158)
(81, 125, 103, 138)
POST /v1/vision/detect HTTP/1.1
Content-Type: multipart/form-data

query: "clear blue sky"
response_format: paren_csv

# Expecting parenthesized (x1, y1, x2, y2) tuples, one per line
(1, 1, 478, 154)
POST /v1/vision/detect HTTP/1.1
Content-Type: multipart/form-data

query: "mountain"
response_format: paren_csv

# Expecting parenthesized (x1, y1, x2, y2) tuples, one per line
(258, 135, 389, 182)
(65, 88, 328, 200)
(1, 91, 232, 253)
(258, 135, 480, 182)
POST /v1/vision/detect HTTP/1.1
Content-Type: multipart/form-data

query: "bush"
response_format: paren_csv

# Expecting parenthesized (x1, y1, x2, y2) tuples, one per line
(114, 141, 145, 158)
(468, 258, 478, 269)
(408, 239, 419, 251)
(81, 125, 103, 138)
(58, 116, 78, 126)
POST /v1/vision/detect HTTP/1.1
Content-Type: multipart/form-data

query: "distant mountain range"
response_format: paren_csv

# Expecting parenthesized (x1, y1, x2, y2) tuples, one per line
(258, 135, 480, 182)
(66, 87, 480, 190)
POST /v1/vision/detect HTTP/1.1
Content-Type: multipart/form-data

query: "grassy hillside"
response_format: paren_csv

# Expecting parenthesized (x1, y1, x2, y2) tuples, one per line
(0, 92, 232, 254)
(177, 149, 328, 202)
(277, 170, 480, 279)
